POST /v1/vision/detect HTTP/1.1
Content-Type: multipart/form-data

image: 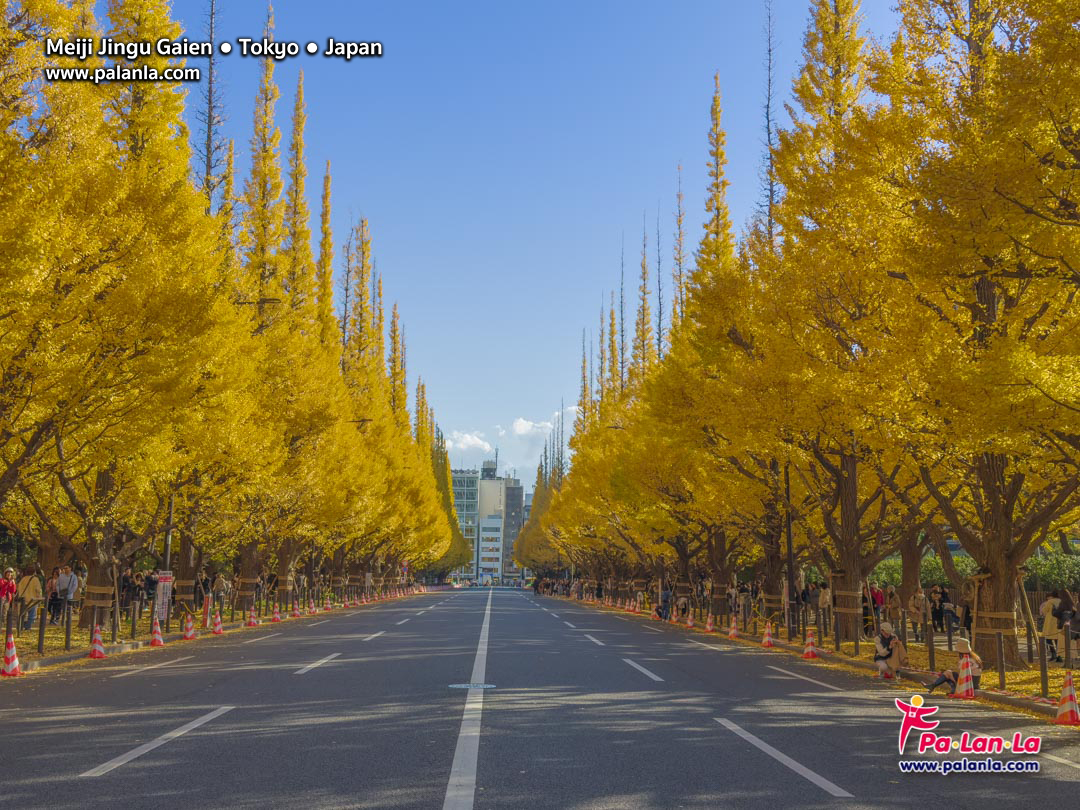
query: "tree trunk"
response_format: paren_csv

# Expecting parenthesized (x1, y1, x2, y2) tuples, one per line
(898, 527, 923, 608)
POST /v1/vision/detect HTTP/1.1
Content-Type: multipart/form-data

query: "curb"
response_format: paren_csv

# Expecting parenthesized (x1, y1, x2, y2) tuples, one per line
(558, 597, 1061, 721)
(14, 591, 427, 674)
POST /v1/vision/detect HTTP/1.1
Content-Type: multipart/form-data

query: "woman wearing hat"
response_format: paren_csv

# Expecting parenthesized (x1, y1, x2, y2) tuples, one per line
(873, 621, 906, 678)
(926, 637, 983, 694)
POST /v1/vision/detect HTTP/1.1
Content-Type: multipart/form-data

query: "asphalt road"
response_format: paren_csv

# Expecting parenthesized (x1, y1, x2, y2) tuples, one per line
(2, 588, 1078, 809)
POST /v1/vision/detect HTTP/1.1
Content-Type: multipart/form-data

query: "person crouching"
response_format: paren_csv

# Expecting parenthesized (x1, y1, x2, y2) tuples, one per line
(873, 621, 906, 679)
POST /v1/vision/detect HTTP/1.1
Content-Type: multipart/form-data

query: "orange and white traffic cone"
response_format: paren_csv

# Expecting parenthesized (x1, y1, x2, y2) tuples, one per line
(271, 604, 282, 623)
(291, 601, 301, 618)
(324, 596, 332, 611)
(728, 615, 738, 640)
(687, 612, 695, 629)
(182, 614, 196, 640)
(87, 625, 108, 658)
(2, 632, 21, 676)
(802, 630, 819, 659)
(1056, 671, 1080, 725)
(762, 621, 774, 648)
(246, 606, 259, 627)
(949, 654, 975, 698)
(212, 610, 224, 635)
(705, 614, 715, 633)
(308, 598, 317, 615)
(150, 615, 165, 647)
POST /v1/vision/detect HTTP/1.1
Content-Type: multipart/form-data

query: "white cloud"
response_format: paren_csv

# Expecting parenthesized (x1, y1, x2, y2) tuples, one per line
(512, 417, 553, 437)
(495, 425, 506, 437)
(446, 430, 493, 453)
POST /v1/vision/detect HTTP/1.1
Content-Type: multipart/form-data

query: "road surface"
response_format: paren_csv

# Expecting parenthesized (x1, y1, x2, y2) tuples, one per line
(2, 588, 1078, 808)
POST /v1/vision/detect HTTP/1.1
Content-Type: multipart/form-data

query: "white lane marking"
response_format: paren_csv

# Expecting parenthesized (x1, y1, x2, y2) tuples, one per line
(241, 632, 282, 644)
(308, 620, 329, 627)
(643, 626, 663, 633)
(396, 618, 411, 625)
(612, 616, 629, 622)
(1043, 752, 1080, 771)
(111, 656, 194, 679)
(685, 639, 722, 651)
(541, 607, 549, 612)
(564, 621, 576, 629)
(550, 613, 559, 618)
(418, 611, 427, 615)
(584, 634, 605, 646)
(80, 706, 234, 777)
(293, 653, 341, 675)
(715, 718, 853, 798)
(766, 664, 842, 692)
(623, 658, 664, 681)
(443, 587, 494, 810)
(364, 631, 385, 642)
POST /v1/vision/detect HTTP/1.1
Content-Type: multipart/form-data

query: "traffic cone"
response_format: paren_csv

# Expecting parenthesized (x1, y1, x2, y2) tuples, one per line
(362, 593, 368, 605)
(762, 621, 774, 648)
(291, 601, 301, 618)
(1055, 671, 1080, 725)
(687, 612, 695, 629)
(324, 596, 332, 611)
(728, 615, 738, 640)
(2, 633, 21, 676)
(308, 598, 317, 615)
(246, 606, 259, 627)
(705, 614, 715, 633)
(150, 615, 165, 647)
(271, 604, 282, 623)
(182, 614, 196, 640)
(802, 630, 819, 659)
(212, 610, 224, 635)
(949, 654, 976, 698)
(87, 624, 108, 658)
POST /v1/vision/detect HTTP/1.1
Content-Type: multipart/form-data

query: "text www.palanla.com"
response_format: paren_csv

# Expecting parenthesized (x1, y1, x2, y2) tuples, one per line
(43, 65, 201, 84)
(898, 757, 1040, 775)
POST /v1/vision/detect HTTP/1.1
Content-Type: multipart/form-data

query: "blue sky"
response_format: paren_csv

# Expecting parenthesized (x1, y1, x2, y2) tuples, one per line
(164, 0, 898, 483)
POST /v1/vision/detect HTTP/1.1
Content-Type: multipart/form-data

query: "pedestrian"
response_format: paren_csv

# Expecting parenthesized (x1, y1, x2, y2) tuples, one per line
(873, 621, 906, 679)
(930, 585, 944, 633)
(885, 585, 902, 626)
(1, 567, 16, 628)
(926, 637, 982, 694)
(1039, 590, 1063, 662)
(941, 586, 956, 632)
(660, 585, 672, 620)
(45, 566, 61, 624)
(56, 563, 79, 608)
(907, 587, 928, 643)
(818, 582, 832, 630)
(16, 567, 42, 631)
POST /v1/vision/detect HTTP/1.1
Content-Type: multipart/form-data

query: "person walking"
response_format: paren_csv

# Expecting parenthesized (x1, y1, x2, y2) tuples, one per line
(907, 587, 929, 643)
(0, 567, 16, 628)
(930, 585, 944, 633)
(885, 585, 902, 626)
(45, 567, 61, 624)
(1039, 590, 1063, 662)
(16, 567, 43, 631)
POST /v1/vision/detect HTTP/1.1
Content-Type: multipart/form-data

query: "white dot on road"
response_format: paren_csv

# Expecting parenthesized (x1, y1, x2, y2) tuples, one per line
(220, 42, 232, 54)
(306, 42, 319, 54)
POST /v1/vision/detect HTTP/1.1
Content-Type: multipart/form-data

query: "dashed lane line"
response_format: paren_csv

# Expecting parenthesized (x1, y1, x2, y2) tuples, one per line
(584, 634, 605, 647)
(293, 653, 341, 675)
(111, 656, 194, 678)
(714, 718, 853, 798)
(765, 664, 842, 692)
(364, 631, 386, 641)
(80, 706, 235, 777)
(564, 621, 576, 629)
(623, 658, 664, 681)
(241, 632, 282, 644)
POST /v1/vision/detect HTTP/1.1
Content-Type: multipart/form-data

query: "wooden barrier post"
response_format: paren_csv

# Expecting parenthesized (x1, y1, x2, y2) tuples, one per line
(926, 621, 935, 672)
(131, 598, 139, 639)
(37, 603, 46, 654)
(1065, 626, 1072, 671)
(995, 632, 1006, 690)
(1038, 630, 1049, 698)
(63, 598, 72, 651)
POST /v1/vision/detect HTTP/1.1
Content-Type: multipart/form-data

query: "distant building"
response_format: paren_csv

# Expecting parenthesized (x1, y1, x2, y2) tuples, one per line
(451, 460, 529, 583)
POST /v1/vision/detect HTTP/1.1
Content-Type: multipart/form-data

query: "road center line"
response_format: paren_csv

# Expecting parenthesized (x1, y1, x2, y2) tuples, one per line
(584, 634, 605, 646)
(80, 706, 235, 777)
(564, 621, 576, 629)
(623, 658, 664, 681)
(396, 618, 411, 625)
(241, 632, 282, 644)
(111, 655, 194, 679)
(714, 718, 853, 798)
(443, 586, 494, 810)
(293, 653, 341, 675)
(363, 631, 386, 641)
(765, 664, 842, 692)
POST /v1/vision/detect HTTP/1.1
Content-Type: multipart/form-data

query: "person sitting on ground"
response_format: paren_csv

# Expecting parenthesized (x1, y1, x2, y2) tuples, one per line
(926, 637, 982, 694)
(873, 621, 906, 679)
